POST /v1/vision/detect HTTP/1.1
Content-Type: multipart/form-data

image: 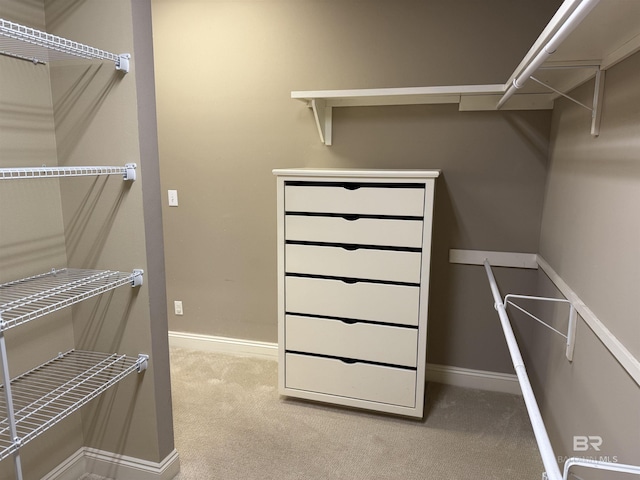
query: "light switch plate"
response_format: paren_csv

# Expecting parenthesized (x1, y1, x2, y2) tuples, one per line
(168, 189, 178, 206)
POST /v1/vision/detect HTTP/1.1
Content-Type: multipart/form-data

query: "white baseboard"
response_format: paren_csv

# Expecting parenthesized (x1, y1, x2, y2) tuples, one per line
(169, 331, 278, 359)
(426, 363, 520, 395)
(168, 331, 520, 395)
(43, 447, 180, 480)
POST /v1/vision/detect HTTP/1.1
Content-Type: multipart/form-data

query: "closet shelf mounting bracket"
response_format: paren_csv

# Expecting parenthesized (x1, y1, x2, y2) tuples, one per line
(308, 99, 332, 146)
(131, 269, 144, 287)
(137, 353, 150, 372)
(500, 293, 577, 361)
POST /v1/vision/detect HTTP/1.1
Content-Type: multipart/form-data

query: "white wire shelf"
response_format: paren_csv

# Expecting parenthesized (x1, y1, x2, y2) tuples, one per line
(0, 349, 148, 461)
(0, 268, 144, 332)
(0, 18, 130, 72)
(0, 164, 137, 181)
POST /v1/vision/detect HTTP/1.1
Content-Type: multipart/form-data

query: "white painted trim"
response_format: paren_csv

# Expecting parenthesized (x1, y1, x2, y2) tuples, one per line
(168, 331, 278, 359)
(449, 249, 539, 269)
(43, 447, 180, 480)
(426, 363, 521, 396)
(536, 255, 640, 386)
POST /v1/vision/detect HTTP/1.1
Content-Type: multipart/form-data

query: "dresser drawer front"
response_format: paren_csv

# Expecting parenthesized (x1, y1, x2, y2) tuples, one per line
(285, 353, 416, 407)
(285, 184, 425, 217)
(285, 276, 419, 326)
(285, 216, 423, 248)
(286, 315, 417, 367)
(285, 244, 421, 283)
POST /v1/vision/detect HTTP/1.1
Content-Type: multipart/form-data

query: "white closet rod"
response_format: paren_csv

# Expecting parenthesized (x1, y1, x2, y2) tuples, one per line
(484, 260, 640, 480)
(484, 260, 561, 480)
(497, 0, 600, 109)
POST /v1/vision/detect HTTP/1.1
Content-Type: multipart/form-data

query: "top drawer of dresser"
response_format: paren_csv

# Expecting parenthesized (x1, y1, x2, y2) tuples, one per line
(285, 182, 425, 217)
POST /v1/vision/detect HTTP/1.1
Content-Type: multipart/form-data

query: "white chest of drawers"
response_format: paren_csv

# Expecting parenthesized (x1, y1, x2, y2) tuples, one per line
(273, 169, 439, 417)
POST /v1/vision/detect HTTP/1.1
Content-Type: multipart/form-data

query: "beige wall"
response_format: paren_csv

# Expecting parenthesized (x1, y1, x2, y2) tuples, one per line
(151, 0, 560, 374)
(46, 0, 173, 465)
(518, 52, 640, 476)
(0, 0, 173, 476)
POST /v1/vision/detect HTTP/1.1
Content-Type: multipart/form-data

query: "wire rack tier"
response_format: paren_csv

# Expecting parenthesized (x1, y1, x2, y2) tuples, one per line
(0, 349, 148, 461)
(0, 18, 130, 72)
(0, 164, 137, 181)
(0, 268, 144, 332)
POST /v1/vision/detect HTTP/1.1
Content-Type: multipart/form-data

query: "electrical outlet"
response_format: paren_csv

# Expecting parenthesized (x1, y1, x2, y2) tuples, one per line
(168, 189, 179, 207)
(174, 300, 183, 315)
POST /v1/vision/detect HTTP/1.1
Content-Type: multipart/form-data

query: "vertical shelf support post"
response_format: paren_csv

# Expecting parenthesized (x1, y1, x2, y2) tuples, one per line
(0, 318, 23, 480)
(591, 68, 605, 136)
(566, 304, 578, 361)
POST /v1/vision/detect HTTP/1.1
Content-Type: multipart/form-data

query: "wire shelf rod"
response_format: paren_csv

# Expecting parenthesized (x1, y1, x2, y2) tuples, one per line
(0, 18, 130, 72)
(0, 269, 143, 332)
(0, 350, 147, 461)
(0, 164, 137, 181)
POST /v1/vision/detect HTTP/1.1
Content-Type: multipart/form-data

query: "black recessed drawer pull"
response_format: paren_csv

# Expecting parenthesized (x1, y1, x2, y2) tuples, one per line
(341, 245, 359, 251)
(339, 319, 358, 325)
(342, 183, 361, 190)
(339, 357, 358, 364)
(342, 214, 360, 221)
(340, 278, 359, 284)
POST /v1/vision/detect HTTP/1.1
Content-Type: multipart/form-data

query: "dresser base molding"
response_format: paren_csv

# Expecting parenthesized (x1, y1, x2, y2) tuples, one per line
(43, 447, 180, 480)
(168, 332, 520, 395)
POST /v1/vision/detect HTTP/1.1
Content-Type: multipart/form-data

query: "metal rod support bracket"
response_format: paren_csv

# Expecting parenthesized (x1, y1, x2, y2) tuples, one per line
(503, 294, 577, 361)
(528, 67, 605, 137)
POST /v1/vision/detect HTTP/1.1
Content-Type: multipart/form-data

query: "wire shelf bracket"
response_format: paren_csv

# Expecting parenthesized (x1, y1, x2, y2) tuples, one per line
(501, 293, 577, 362)
(0, 18, 131, 73)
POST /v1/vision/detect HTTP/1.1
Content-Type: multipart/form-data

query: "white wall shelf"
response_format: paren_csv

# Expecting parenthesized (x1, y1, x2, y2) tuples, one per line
(0, 18, 130, 72)
(291, 86, 552, 146)
(0, 268, 144, 332)
(293, 0, 640, 144)
(0, 349, 149, 462)
(0, 164, 137, 181)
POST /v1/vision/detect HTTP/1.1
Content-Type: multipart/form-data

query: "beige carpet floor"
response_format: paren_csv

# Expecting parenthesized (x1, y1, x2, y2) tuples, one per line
(169, 347, 543, 480)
